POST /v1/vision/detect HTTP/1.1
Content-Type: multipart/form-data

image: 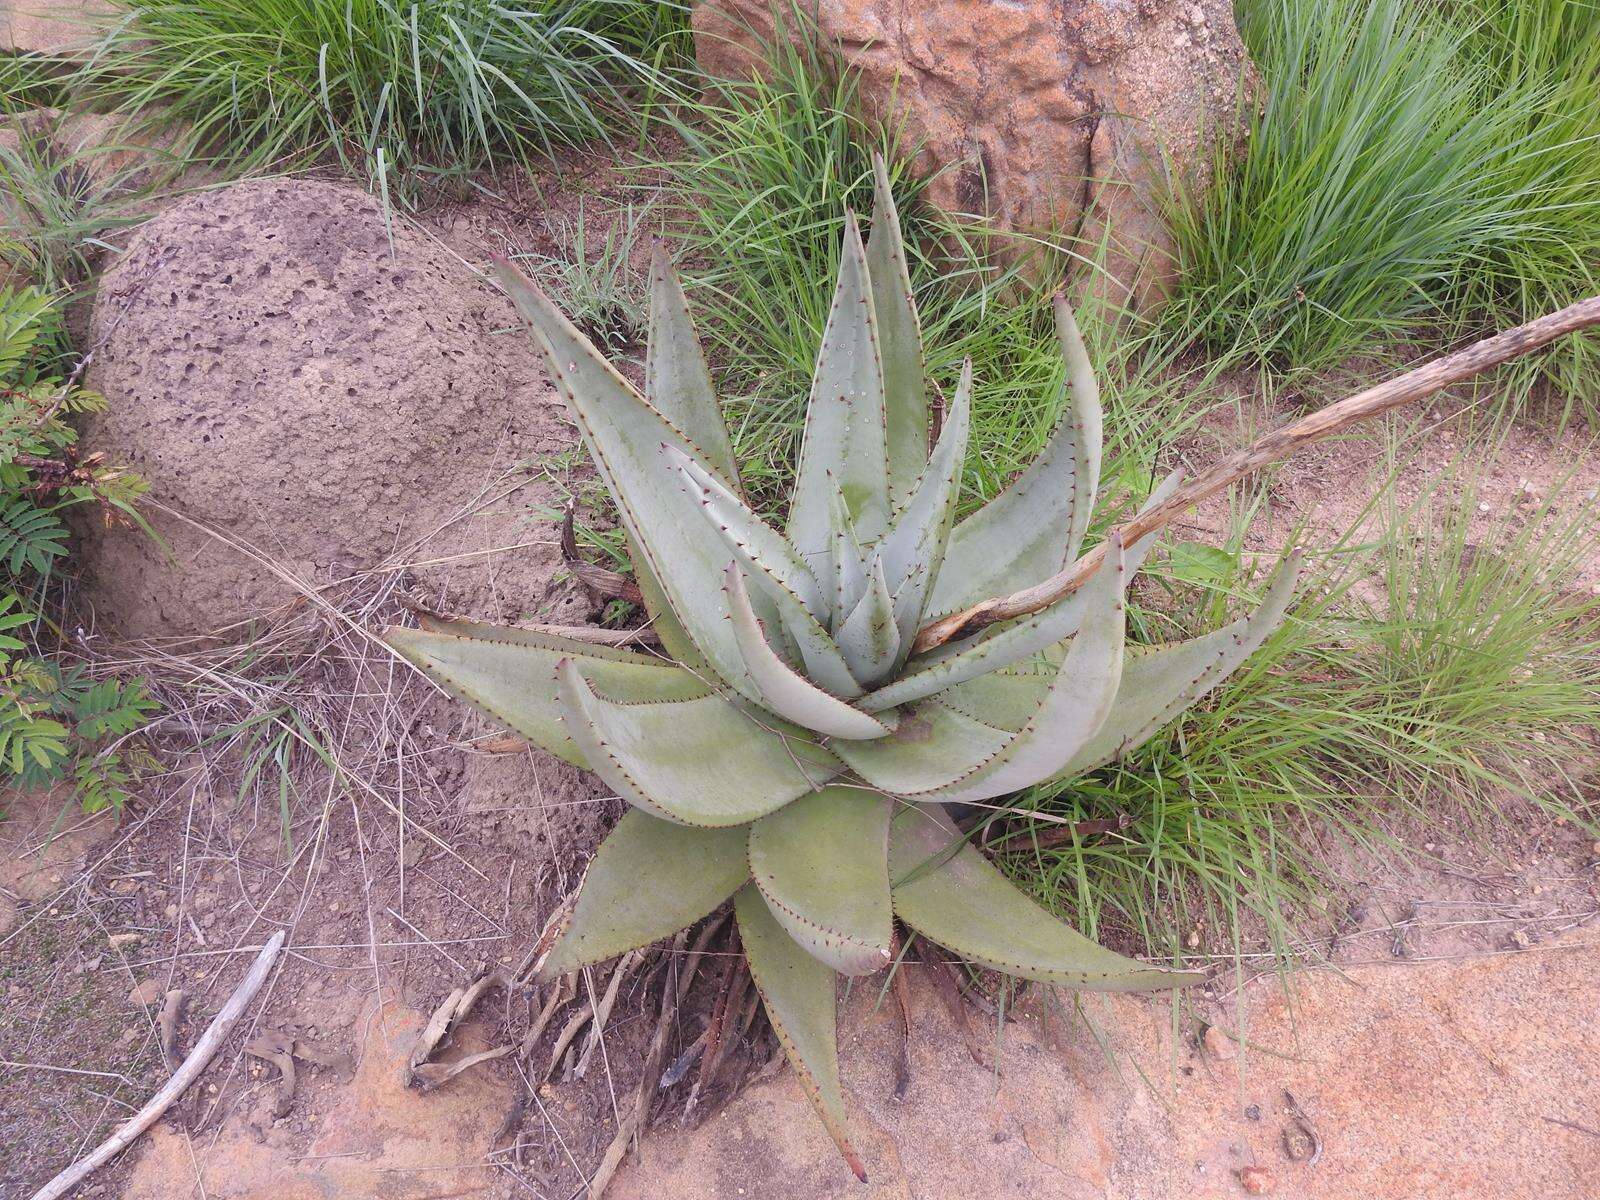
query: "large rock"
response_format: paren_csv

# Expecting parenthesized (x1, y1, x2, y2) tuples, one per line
(1, 0, 111, 56)
(83, 178, 586, 638)
(693, 0, 1257, 311)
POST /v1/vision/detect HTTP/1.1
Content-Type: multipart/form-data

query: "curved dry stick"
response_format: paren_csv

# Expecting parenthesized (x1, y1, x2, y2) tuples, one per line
(913, 295, 1600, 654)
(29, 931, 286, 1200)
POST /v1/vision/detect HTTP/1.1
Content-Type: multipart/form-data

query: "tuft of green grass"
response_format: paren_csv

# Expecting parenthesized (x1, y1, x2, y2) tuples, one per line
(1445, 0, 1600, 412)
(997, 437, 1600, 957)
(75, 0, 691, 199)
(0, 105, 175, 295)
(515, 198, 657, 356)
(1163, 0, 1600, 400)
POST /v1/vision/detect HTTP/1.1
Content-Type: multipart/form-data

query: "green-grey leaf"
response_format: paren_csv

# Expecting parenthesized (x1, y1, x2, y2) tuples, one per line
(495, 260, 765, 705)
(875, 359, 970, 652)
(834, 554, 900, 689)
(734, 883, 867, 1181)
(723, 564, 894, 739)
(926, 297, 1101, 619)
(904, 533, 1126, 802)
(671, 446, 827, 622)
(830, 697, 1011, 797)
(538, 812, 748, 981)
(556, 660, 844, 827)
(861, 470, 1182, 712)
(1048, 549, 1300, 779)
(646, 242, 740, 487)
(929, 651, 1068, 734)
(866, 151, 926, 510)
(889, 805, 1205, 991)
(827, 479, 870, 627)
(627, 535, 708, 672)
(384, 623, 704, 768)
(787, 211, 889, 574)
(747, 786, 893, 976)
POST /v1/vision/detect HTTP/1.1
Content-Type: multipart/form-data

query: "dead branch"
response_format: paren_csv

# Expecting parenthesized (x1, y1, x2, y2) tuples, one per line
(561, 500, 646, 607)
(913, 294, 1600, 653)
(29, 931, 285, 1200)
(987, 813, 1133, 855)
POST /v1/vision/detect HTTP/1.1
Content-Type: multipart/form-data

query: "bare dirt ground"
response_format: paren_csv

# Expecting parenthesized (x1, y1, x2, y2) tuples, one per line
(5, 129, 1600, 1200)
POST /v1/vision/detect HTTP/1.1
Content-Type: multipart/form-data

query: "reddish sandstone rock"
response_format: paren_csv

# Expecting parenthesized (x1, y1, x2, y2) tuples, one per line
(693, 0, 1258, 312)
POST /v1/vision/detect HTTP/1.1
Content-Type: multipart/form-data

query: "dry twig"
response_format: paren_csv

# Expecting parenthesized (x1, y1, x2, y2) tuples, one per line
(28, 931, 285, 1200)
(914, 295, 1600, 653)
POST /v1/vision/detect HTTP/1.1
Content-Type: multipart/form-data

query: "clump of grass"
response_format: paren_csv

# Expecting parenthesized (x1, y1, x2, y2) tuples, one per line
(76, 0, 690, 198)
(999, 444, 1600, 955)
(515, 199, 657, 356)
(1447, 0, 1600, 410)
(647, 16, 1212, 517)
(0, 105, 171, 295)
(1163, 0, 1600, 398)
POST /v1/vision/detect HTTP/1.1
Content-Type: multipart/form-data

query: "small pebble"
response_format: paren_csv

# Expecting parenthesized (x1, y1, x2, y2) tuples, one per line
(1237, 1165, 1275, 1195)
(1203, 1025, 1238, 1061)
(128, 979, 164, 1007)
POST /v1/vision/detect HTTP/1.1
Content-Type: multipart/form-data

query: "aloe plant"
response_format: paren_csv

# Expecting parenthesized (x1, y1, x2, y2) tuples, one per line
(385, 156, 1297, 1178)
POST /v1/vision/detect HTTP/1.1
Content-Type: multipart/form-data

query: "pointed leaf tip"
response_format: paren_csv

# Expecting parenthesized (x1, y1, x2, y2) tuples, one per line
(890, 805, 1206, 991)
(735, 884, 865, 1178)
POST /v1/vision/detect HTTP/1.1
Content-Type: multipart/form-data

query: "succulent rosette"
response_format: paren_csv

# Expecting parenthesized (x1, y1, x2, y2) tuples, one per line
(386, 156, 1297, 1175)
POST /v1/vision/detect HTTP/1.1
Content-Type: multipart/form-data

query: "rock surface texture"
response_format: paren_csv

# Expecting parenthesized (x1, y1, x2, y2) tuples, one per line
(611, 936, 1600, 1198)
(693, 0, 1256, 310)
(83, 178, 584, 637)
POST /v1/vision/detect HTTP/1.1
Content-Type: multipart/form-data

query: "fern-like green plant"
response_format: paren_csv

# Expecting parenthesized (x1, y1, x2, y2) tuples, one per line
(0, 286, 155, 814)
(386, 158, 1297, 1174)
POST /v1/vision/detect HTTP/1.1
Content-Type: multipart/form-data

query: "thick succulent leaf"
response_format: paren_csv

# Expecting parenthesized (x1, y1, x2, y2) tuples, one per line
(830, 697, 1011, 797)
(697, 536, 860, 698)
(866, 151, 926, 510)
(846, 535, 1127, 801)
(385, 623, 704, 768)
(735, 883, 867, 1181)
(927, 299, 1102, 619)
(874, 360, 971, 652)
(537, 811, 748, 980)
(1047, 549, 1301, 778)
(626, 535, 708, 671)
(724, 564, 894, 739)
(645, 243, 740, 489)
(889, 805, 1204, 991)
(495, 261, 766, 704)
(860, 470, 1183, 712)
(827, 480, 870, 627)
(905, 534, 1126, 802)
(939, 549, 1299, 754)
(671, 447, 827, 622)
(747, 786, 893, 976)
(787, 211, 890, 574)
(834, 555, 900, 689)
(930, 653, 1068, 734)
(556, 660, 844, 827)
